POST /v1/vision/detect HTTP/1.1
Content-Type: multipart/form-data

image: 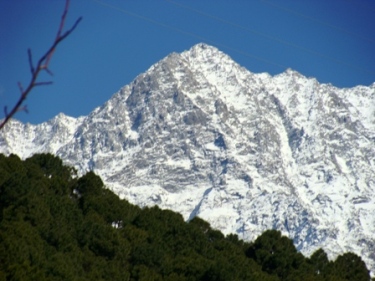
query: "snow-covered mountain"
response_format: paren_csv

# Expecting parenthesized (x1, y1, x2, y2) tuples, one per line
(1, 43, 375, 274)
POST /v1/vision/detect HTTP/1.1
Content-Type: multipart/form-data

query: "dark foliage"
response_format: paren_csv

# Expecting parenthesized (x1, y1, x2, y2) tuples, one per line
(0, 154, 371, 280)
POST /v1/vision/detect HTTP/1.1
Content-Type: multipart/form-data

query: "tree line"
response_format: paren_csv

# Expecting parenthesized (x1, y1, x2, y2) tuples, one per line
(0, 153, 372, 281)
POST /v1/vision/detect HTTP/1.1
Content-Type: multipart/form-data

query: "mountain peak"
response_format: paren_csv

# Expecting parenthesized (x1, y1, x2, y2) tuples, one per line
(189, 42, 220, 53)
(182, 43, 231, 64)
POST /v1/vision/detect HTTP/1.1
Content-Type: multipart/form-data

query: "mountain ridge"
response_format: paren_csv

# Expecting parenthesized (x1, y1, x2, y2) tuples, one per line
(1, 43, 375, 275)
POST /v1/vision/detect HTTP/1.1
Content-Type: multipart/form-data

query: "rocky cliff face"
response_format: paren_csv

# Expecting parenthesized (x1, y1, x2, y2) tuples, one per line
(1, 43, 375, 274)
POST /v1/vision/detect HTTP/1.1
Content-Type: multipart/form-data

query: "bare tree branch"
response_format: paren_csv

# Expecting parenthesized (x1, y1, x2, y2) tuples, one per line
(0, 0, 82, 130)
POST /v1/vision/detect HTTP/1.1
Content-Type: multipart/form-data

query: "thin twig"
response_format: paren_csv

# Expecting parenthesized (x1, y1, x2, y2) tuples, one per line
(34, 82, 54, 87)
(46, 0, 70, 67)
(17, 82, 24, 93)
(20, 106, 28, 114)
(0, 0, 82, 130)
(28, 49, 35, 75)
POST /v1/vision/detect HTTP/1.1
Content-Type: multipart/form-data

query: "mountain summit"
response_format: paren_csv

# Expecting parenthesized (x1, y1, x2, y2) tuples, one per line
(1, 43, 375, 274)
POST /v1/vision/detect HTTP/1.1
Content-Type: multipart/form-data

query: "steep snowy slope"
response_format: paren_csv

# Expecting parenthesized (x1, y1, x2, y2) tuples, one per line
(1, 43, 374, 274)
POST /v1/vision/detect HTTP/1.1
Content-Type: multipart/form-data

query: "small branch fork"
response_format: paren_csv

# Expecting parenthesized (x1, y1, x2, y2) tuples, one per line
(0, 0, 82, 130)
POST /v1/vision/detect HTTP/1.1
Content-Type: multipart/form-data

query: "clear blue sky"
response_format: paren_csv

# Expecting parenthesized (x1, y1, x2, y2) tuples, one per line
(1, 0, 374, 124)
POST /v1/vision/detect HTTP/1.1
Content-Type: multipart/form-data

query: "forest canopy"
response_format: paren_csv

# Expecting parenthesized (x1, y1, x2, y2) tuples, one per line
(0, 153, 371, 281)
